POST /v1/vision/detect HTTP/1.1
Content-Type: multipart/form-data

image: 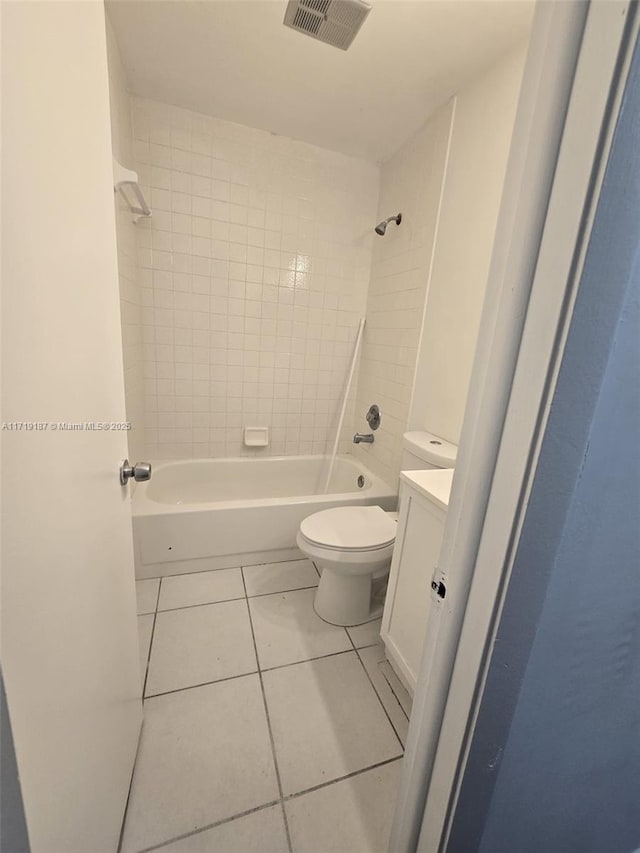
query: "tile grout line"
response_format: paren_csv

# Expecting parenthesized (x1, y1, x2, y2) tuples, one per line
(261, 646, 350, 674)
(241, 567, 294, 853)
(282, 754, 404, 803)
(154, 581, 319, 614)
(144, 668, 260, 700)
(350, 639, 384, 651)
(132, 799, 281, 853)
(142, 647, 359, 702)
(119, 578, 163, 853)
(137, 557, 311, 583)
(245, 581, 319, 600)
(347, 632, 406, 752)
(157, 596, 246, 614)
(141, 578, 163, 701)
(117, 723, 148, 853)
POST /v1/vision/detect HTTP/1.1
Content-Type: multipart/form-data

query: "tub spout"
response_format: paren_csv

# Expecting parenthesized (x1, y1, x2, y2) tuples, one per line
(353, 433, 374, 444)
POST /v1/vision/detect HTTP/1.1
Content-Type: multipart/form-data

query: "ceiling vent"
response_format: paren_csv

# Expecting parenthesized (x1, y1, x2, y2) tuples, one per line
(283, 0, 372, 51)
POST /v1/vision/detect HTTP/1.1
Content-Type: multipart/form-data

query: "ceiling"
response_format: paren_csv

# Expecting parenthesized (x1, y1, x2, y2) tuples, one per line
(107, 0, 534, 163)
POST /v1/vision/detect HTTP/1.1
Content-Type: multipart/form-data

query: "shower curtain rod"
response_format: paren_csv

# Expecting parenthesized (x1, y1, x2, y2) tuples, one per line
(322, 317, 366, 494)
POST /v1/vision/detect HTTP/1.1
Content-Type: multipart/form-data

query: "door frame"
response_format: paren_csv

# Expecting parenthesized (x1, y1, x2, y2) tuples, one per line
(389, 1, 640, 850)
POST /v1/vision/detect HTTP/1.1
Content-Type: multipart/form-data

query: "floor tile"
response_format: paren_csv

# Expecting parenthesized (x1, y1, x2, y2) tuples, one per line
(249, 588, 351, 670)
(286, 759, 403, 853)
(145, 600, 257, 696)
(243, 559, 319, 597)
(136, 578, 160, 615)
(347, 617, 382, 649)
(262, 651, 403, 796)
(358, 645, 410, 746)
(137, 614, 154, 692)
(158, 567, 244, 611)
(155, 805, 288, 853)
(120, 676, 279, 853)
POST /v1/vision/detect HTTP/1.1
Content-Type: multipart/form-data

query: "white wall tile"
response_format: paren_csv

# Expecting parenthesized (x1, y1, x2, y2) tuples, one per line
(130, 95, 379, 460)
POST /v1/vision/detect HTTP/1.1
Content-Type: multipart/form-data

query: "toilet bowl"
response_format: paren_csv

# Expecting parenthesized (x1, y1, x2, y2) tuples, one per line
(296, 505, 397, 626)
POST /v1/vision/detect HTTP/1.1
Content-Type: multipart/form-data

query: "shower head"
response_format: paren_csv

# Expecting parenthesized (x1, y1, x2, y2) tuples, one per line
(375, 213, 402, 236)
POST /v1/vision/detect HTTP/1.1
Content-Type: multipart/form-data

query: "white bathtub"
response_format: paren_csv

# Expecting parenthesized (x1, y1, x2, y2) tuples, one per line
(132, 455, 397, 579)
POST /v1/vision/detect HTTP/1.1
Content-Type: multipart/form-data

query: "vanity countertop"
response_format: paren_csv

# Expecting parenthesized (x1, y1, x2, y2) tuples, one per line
(399, 468, 454, 511)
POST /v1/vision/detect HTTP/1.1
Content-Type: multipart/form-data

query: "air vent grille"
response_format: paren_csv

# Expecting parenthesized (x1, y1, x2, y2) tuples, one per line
(304, 0, 331, 13)
(292, 7, 323, 35)
(283, 0, 372, 51)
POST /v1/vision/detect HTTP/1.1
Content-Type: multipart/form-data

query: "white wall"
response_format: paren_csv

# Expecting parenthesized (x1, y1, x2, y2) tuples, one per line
(352, 102, 454, 485)
(129, 97, 379, 459)
(410, 46, 527, 444)
(106, 15, 145, 460)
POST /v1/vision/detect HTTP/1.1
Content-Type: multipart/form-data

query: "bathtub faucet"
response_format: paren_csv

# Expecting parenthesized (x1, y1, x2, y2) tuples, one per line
(353, 433, 374, 444)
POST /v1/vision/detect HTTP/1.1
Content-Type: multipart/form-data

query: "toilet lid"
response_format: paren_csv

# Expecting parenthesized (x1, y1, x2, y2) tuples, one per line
(300, 506, 396, 551)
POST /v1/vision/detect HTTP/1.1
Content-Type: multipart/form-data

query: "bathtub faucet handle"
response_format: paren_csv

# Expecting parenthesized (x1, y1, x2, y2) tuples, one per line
(119, 459, 152, 486)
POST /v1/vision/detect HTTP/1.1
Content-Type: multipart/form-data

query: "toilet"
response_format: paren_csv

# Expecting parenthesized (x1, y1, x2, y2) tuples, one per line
(296, 505, 397, 626)
(297, 430, 457, 626)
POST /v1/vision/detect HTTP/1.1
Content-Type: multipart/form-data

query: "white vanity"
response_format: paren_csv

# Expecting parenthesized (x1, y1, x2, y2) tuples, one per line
(381, 466, 454, 695)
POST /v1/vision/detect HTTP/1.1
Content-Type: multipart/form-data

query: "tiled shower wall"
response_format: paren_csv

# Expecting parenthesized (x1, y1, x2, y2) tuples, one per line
(352, 102, 453, 487)
(130, 97, 379, 459)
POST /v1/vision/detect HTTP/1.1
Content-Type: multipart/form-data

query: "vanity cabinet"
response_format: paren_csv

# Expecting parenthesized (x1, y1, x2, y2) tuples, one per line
(381, 469, 453, 695)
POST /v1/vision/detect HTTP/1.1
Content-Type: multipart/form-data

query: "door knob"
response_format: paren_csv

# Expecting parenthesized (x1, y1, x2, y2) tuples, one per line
(119, 459, 152, 485)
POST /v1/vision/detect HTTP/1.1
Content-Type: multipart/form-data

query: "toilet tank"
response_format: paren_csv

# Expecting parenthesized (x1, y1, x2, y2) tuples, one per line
(402, 430, 457, 470)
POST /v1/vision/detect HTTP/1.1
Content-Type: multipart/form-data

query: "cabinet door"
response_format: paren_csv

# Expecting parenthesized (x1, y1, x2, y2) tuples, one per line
(383, 493, 445, 692)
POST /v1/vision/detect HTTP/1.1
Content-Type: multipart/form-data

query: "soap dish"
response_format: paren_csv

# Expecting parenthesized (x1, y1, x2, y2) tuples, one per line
(244, 426, 269, 447)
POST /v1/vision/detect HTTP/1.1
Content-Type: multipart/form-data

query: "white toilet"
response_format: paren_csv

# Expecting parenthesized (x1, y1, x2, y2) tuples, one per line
(297, 430, 457, 626)
(297, 505, 397, 626)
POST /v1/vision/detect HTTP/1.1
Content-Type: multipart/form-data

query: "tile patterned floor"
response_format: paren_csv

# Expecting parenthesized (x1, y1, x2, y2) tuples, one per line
(126, 560, 410, 853)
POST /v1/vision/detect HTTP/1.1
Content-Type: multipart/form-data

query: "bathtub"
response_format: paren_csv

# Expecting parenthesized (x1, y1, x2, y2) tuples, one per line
(132, 455, 397, 579)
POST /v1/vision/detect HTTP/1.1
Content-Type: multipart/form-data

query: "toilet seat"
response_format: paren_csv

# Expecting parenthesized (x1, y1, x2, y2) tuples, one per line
(299, 505, 396, 552)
